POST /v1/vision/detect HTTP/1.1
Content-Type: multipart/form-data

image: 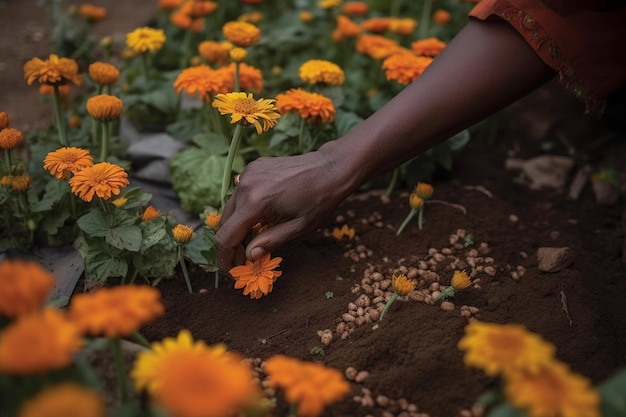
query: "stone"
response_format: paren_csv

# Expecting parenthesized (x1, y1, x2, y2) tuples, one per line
(522, 155, 575, 190)
(592, 181, 620, 206)
(537, 247, 574, 272)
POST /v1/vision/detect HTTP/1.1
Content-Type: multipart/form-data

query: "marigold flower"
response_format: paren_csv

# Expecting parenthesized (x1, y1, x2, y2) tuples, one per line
(220, 62, 264, 93)
(389, 18, 417, 36)
(299, 10, 314, 23)
(238, 11, 263, 24)
(111, 196, 128, 208)
(126, 27, 166, 54)
(414, 181, 433, 198)
(39, 84, 71, 96)
(0, 127, 23, 150)
(222, 21, 261, 47)
(142, 205, 161, 222)
(0, 111, 9, 129)
(392, 274, 415, 296)
(86, 94, 124, 121)
(458, 321, 556, 378)
(299, 59, 345, 86)
(505, 361, 600, 417)
(43, 147, 94, 179)
(79, 4, 107, 22)
(229, 252, 282, 299)
(89, 62, 120, 85)
(212, 92, 280, 134)
(68, 285, 164, 338)
(331, 224, 355, 240)
(69, 162, 129, 202)
(0, 259, 55, 318)
(411, 37, 447, 57)
(205, 212, 221, 229)
(18, 382, 105, 417)
(336, 15, 362, 39)
(362, 17, 392, 33)
(0, 308, 82, 375)
(174, 65, 230, 101)
(10, 175, 31, 192)
(0, 176, 12, 188)
(356, 34, 400, 60)
(318, 0, 342, 10)
(433, 9, 452, 25)
(159, 0, 184, 10)
(131, 329, 256, 417)
(451, 270, 471, 290)
(265, 355, 350, 417)
(409, 193, 424, 209)
(23, 54, 83, 86)
(198, 40, 232, 65)
(170, 10, 192, 29)
(68, 115, 81, 128)
(342, 1, 368, 16)
(189, 0, 218, 18)
(382, 52, 433, 85)
(173, 224, 194, 243)
(230, 47, 248, 63)
(276, 88, 336, 124)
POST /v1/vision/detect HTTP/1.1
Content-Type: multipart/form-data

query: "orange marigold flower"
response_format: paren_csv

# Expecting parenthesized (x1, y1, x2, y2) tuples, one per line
(389, 17, 417, 36)
(0, 259, 55, 318)
(392, 274, 415, 296)
(299, 59, 345, 86)
(142, 205, 161, 222)
(159, 0, 184, 10)
(0, 176, 12, 188)
(0, 308, 82, 375)
(86, 94, 124, 121)
(220, 62, 264, 93)
(189, 0, 218, 18)
(0, 127, 23, 150)
(205, 212, 221, 229)
(299, 10, 314, 23)
(229, 252, 282, 299)
(229, 47, 247, 63)
(170, 10, 192, 30)
(44, 147, 94, 179)
(0, 111, 9, 129)
(409, 193, 424, 209)
(238, 11, 263, 24)
(212, 92, 280, 134)
(10, 175, 31, 192)
(414, 181, 433, 198)
(19, 382, 105, 417)
(362, 17, 392, 33)
(111, 196, 128, 208)
(198, 40, 232, 65)
(69, 162, 129, 202)
(190, 17, 205, 33)
(451, 270, 471, 290)
(318, 0, 342, 10)
(173, 224, 194, 243)
(342, 1, 368, 16)
(265, 355, 350, 417)
(411, 37, 447, 57)
(89, 62, 120, 85)
(131, 329, 257, 417)
(356, 34, 400, 60)
(68, 115, 81, 128)
(276, 88, 336, 124)
(126, 27, 166, 54)
(382, 52, 433, 85)
(69, 285, 164, 338)
(38, 84, 71, 96)
(23, 54, 83, 86)
(331, 224, 355, 240)
(222, 21, 261, 47)
(433, 9, 452, 25)
(336, 15, 362, 39)
(79, 4, 107, 22)
(174, 65, 230, 101)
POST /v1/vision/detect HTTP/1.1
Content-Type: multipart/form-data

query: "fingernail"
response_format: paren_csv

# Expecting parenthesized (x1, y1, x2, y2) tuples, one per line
(250, 247, 265, 261)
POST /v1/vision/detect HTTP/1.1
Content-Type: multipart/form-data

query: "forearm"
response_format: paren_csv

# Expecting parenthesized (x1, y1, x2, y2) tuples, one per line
(320, 19, 555, 190)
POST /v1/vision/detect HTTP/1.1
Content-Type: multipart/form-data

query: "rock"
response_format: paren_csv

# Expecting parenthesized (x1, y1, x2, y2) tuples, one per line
(126, 133, 186, 164)
(537, 247, 574, 272)
(592, 181, 620, 206)
(522, 155, 575, 190)
(568, 168, 589, 200)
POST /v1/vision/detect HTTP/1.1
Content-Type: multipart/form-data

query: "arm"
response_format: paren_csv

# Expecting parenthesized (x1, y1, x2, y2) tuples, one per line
(215, 19, 555, 272)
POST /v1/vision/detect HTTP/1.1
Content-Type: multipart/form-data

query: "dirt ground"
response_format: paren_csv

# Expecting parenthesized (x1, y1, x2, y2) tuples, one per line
(2, 1, 626, 417)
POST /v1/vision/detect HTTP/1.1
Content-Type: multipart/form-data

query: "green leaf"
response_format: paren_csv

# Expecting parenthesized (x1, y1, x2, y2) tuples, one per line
(30, 180, 70, 212)
(334, 109, 364, 137)
(191, 132, 230, 153)
(184, 230, 216, 268)
(75, 236, 128, 281)
(106, 225, 142, 251)
(486, 403, 528, 417)
(139, 217, 169, 252)
(599, 368, 626, 417)
(77, 210, 112, 237)
(41, 207, 71, 236)
(118, 187, 153, 210)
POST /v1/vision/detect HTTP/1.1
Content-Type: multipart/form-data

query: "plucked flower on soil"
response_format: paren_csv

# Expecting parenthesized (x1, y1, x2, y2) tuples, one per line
(68, 162, 129, 202)
(43, 147, 94, 179)
(229, 252, 283, 299)
(379, 274, 416, 321)
(299, 60, 345, 86)
(126, 27, 166, 54)
(212, 92, 280, 134)
(0, 259, 55, 318)
(23, 54, 83, 86)
(276, 88, 336, 124)
(332, 224, 355, 241)
(434, 270, 472, 302)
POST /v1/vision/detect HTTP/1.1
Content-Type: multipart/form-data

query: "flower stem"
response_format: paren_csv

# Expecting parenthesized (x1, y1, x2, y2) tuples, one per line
(100, 121, 110, 162)
(179, 245, 193, 293)
(53, 85, 68, 146)
(111, 338, 128, 403)
(385, 167, 400, 197)
(288, 403, 298, 417)
(141, 53, 150, 80)
(434, 286, 455, 302)
(417, 206, 424, 229)
(4, 149, 12, 173)
(179, 29, 193, 69)
(215, 269, 219, 289)
(379, 292, 399, 321)
(234, 62, 240, 92)
(221, 124, 243, 208)
(131, 331, 151, 349)
(396, 208, 417, 236)
(297, 117, 306, 154)
(418, 0, 432, 40)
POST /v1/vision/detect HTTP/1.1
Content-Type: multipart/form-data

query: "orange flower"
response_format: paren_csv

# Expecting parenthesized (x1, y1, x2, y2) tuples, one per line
(238, 11, 264, 24)
(222, 21, 261, 47)
(220, 62, 264, 93)
(392, 274, 415, 296)
(0, 308, 82, 375)
(205, 212, 221, 229)
(414, 181, 433, 198)
(299, 59, 345, 86)
(174, 65, 230, 101)
(19, 383, 105, 417)
(68, 285, 164, 338)
(0, 259, 56, 318)
(170, 11, 192, 30)
(89, 62, 120, 85)
(198, 40, 232, 65)
(411, 37, 447, 57)
(0, 127, 23, 150)
(356, 34, 400, 60)
(0, 176, 12, 188)
(68, 115, 81, 128)
(362, 17, 392, 33)
(229, 47, 247, 63)
(276, 88, 336, 124)
(229, 252, 282, 299)
(451, 270, 471, 290)
(382, 52, 433, 85)
(389, 17, 417, 36)
(332, 224, 355, 240)
(142, 205, 161, 222)
(264, 355, 351, 417)
(318, 0, 342, 10)
(299, 10, 314, 23)
(159, 0, 184, 10)
(86, 94, 124, 121)
(38, 84, 70, 96)
(336, 15, 362, 39)
(341, 1, 369, 16)
(409, 193, 424, 209)
(79, 4, 107, 22)
(173, 224, 194, 243)
(23, 54, 83, 86)
(111, 196, 128, 208)
(189, 0, 218, 17)
(433, 9, 452, 25)
(69, 162, 129, 202)
(44, 147, 94, 179)
(0, 111, 9, 129)
(126, 27, 166, 54)
(10, 175, 31, 192)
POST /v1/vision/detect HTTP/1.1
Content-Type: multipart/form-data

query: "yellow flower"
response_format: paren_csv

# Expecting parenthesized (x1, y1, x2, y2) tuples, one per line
(392, 274, 415, 296)
(238, 11, 264, 24)
(0, 127, 23, 150)
(86, 94, 124, 121)
(458, 321, 556, 378)
(18, 382, 105, 417)
(126, 27, 166, 54)
(198, 40, 232, 65)
(69, 285, 164, 338)
(0, 111, 9, 129)
(356, 34, 399, 60)
(88, 62, 120, 85)
(43, 147, 94, 179)
(10, 175, 31, 192)
(174, 65, 230, 101)
(382, 52, 433, 85)
(505, 361, 600, 417)
(331, 224, 355, 241)
(222, 21, 261, 47)
(299, 59, 345, 86)
(0, 308, 82, 375)
(205, 212, 221, 229)
(411, 37, 447, 57)
(229, 252, 282, 299)
(212, 92, 280, 134)
(23, 54, 83, 86)
(299, 10, 314, 23)
(318, 0, 342, 10)
(111, 196, 128, 208)
(389, 17, 417, 36)
(276, 88, 336, 124)
(0, 259, 56, 318)
(173, 224, 194, 243)
(131, 330, 256, 417)
(229, 47, 248, 63)
(142, 205, 161, 222)
(408, 193, 424, 209)
(451, 270, 471, 290)
(69, 162, 129, 202)
(414, 181, 434, 199)
(265, 355, 350, 417)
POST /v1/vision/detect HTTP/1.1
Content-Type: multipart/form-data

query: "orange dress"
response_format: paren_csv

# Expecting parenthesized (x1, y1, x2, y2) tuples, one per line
(469, 0, 626, 112)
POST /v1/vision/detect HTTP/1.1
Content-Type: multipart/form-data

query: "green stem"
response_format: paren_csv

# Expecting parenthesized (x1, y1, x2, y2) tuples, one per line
(396, 208, 417, 236)
(221, 124, 243, 208)
(53, 85, 68, 146)
(379, 292, 399, 321)
(208, 101, 227, 140)
(111, 338, 128, 403)
(390, 0, 403, 17)
(4, 149, 12, 173)
(434, 286, 455, 302)
(179, 29, 193, 69)
(141, 53, 150, 80)
(214, 269, 219, 289)
(129, 268, 140, 284)
(297, 117, 306, 154)
(385, 167, 400, 197)
(179, 245, 193, 293)
(288, 403, 298, 417)
(418, 0, 432, 39)
(131, 331, 151, 349)
(234, 62, 240, 92)
(91, 119, 99, 149)
(417, 206, 424, 229)
(100, 121, 110, 162)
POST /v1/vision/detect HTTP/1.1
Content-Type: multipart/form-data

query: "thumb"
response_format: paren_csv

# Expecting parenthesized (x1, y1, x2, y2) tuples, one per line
(245, 217, 307, 261)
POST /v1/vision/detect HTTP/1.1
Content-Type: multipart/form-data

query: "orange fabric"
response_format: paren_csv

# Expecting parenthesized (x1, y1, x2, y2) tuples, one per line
(469, 0, 626, 112)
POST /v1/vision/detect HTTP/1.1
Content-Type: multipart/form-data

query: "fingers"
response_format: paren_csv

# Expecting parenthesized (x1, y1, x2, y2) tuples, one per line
(244, 217, 308, 260)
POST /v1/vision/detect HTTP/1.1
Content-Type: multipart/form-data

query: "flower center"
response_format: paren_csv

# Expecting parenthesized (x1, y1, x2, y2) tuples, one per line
(233, 98, 257, 115)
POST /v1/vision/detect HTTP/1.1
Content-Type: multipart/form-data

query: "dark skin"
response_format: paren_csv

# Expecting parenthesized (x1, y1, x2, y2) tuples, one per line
(216, 19, 556, 273)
